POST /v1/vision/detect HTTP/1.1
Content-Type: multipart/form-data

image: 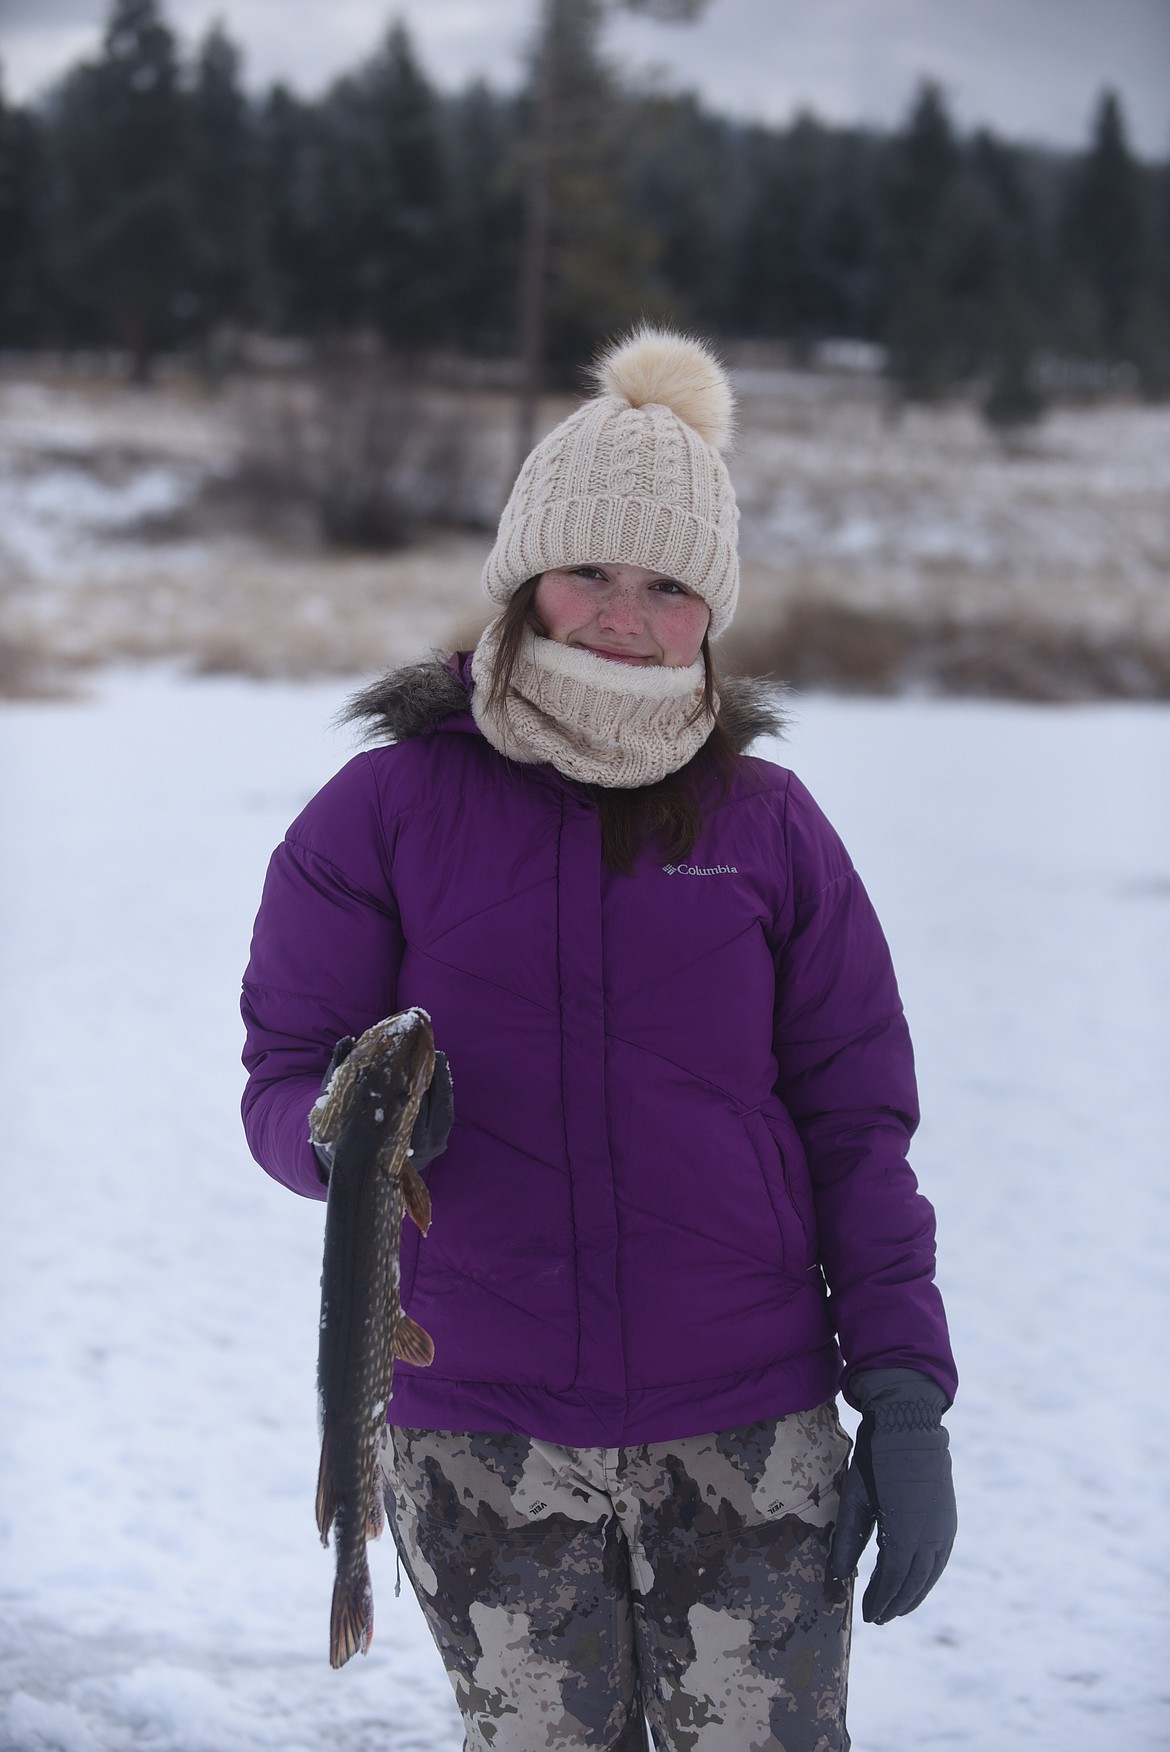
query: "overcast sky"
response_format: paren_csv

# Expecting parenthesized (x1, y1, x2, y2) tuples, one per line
(2, 0, 1168, 155)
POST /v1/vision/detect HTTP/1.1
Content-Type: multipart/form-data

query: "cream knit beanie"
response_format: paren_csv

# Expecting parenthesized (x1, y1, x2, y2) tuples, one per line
(483, 327, 740, 639)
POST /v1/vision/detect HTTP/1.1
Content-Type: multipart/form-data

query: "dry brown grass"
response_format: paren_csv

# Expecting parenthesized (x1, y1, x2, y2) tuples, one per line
(722, 595, 1170, 700)
(1, 534, 494, 681)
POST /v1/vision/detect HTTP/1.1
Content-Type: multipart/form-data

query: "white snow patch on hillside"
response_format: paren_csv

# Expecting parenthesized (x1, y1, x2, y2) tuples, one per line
(0, 670, 1167, 1751)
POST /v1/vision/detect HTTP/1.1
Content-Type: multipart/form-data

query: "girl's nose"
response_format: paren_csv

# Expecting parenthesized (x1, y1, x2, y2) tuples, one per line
(597, 588, 642, 633)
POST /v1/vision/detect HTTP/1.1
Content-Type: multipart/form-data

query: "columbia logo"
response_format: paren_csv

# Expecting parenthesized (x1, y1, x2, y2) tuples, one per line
(662, 862, 739, 876)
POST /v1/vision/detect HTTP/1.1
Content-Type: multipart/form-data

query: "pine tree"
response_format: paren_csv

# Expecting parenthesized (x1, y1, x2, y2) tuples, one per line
(539, 6, 661, 370)
(255, 83, 330, 334)
(317, 21, 450, 348)
(1130, 158, 1170, 396)
(188, 21, 255, 346)
(443, 80, 523, 354)
(514, 0, 708, 459)
(816, 131, 883, 341)
(731, 115, 882, 349)
(623, 90, 742, 333)
(881, 82, 962, 400)
(51, 0, 188, 377)
(1062, 90, 1146, 360)
(966, 129, 1047, 430)
(0, 77, 48, 345)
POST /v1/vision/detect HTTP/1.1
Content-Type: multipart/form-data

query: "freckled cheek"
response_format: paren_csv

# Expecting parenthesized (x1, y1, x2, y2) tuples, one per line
(661, 602, 710, 659)
(536, 580, 596, 639)
(566, 588, 607, 633)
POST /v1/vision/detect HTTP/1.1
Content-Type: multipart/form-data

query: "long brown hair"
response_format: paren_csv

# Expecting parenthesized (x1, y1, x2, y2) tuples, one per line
(485, 577, 739, 875)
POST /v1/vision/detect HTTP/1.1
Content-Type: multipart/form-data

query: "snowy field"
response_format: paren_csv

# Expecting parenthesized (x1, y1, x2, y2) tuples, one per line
(2, 668, 1168, 1752)
(4, 372, 1170, 693)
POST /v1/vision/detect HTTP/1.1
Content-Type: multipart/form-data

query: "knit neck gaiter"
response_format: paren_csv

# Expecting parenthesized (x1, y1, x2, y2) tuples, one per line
(470, 620, 716, 789)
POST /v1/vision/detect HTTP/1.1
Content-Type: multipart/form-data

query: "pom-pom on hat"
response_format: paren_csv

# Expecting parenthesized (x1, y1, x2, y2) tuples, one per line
(482, 326, 740, 639)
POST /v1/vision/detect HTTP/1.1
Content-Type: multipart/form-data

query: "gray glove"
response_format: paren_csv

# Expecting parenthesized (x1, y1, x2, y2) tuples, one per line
(313, 1037, 454, 1184)
(829, 1368, 956, 1624)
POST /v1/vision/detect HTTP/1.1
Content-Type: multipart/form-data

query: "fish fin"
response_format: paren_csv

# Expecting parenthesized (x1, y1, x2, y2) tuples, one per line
(330, 1565, 374, 1668)
(394, 1314, 435, 1367)
(401, 1162, 431, 1234)
(367, 1475, 386, 1541)
(315, 1434, 338, 1548)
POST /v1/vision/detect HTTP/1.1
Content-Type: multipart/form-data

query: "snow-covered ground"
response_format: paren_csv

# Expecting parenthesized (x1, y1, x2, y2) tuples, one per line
(1, 670, 1168, 1751)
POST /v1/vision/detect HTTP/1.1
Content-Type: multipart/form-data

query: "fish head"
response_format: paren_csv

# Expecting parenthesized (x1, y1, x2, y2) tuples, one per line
(309, 1009, 436, 1151)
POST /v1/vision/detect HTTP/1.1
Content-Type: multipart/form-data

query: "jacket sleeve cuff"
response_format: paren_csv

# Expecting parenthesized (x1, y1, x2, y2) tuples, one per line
(845, 1366, 952, 1415)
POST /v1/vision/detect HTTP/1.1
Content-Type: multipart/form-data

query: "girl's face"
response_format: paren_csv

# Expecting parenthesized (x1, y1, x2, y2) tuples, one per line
(534, 563, 710, 669)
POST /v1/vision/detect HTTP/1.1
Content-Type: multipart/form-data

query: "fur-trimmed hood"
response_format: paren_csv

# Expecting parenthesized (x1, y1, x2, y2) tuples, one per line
(343, 651, 786, 756)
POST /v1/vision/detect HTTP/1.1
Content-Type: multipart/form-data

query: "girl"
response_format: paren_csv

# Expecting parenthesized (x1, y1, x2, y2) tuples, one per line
(242, 328, 957, 1751)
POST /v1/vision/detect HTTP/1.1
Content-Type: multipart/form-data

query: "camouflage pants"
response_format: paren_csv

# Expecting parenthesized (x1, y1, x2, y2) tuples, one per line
(383, 1405, 853, 1752)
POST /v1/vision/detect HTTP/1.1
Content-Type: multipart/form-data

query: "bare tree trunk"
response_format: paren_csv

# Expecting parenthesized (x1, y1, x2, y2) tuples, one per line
(514, 0, 557, 475)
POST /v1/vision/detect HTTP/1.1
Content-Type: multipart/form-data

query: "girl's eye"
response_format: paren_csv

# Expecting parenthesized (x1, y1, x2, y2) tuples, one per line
(570, 566, 606, 581)
(652, 579, 688, 596)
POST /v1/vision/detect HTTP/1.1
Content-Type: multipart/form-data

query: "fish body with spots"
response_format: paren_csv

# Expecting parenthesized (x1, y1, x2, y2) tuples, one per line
(310, 1009, 437, 1668)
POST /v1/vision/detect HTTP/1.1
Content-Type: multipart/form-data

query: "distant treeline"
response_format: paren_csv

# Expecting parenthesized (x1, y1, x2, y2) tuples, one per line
(1, 0, 1168, 414)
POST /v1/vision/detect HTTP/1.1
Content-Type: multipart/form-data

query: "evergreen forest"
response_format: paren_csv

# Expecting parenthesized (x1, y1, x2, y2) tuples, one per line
(1, 0, 1168, 415)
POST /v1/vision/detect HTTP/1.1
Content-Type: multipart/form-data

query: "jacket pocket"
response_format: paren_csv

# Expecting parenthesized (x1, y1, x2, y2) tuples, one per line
(739, 1108, 811, 1279)
(762, 1108, 815, 1256)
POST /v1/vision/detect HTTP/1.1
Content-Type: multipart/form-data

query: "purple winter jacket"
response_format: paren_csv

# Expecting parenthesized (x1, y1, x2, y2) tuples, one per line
(241, 654, 956, 1447)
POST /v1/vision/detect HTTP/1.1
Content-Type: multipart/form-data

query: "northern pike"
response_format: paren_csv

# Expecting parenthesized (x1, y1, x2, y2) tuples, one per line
(309, 1007, 437, 1669)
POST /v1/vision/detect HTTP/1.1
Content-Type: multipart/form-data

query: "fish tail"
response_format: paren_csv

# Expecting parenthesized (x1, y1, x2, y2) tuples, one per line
(330, 1563, 374, 1668)
(401, 1161, 431, 1234)
(315, 1432, 339, 1548)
